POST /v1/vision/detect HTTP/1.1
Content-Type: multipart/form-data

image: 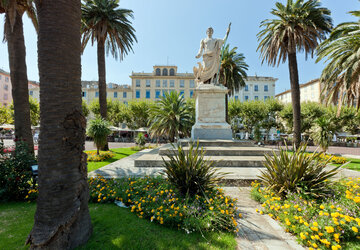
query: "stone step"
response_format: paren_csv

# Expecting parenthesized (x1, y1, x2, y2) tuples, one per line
(159, 145, 277, 156)
(178, 139, 255, 147)
(134, 154, 266, 168)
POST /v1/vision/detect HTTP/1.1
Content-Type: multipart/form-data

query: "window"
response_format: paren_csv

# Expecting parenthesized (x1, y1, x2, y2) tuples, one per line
(156, 80, 160, 87)
(254, 85, 258, 92)
(162, 80, 167, 88)
(169, 68, 175, 76)
(136, 90, 140, 98)
(136, 79, 141, 87)
(114, 92, 118, 98)
(180, 80, 185, 88)
(235, 96, 239, 100)
(95, 92, 99, 97)
(170, 80, 175, 87)
(146, 79, 151, 87)
(162, 68, 168, 76)
(264, 96, 269, 100)
(155, 68, 161, 76)
(162, 90, 167, 97)
(254, 96, 259, 100)
(264, 85, 268, 92)
(5, 77, 9, 82)
(4, 93, 8, 100)
(245, 85, 249, 91)
(180, 90, 184, 97)
(30, 90, 34, 96)
(82, 91, 86, 97)
(190, 80, 195, 88)
(190, 90, 194, 98)
(123, 92, 127, 98)
(4, 84, 8, 91)
(146, 90, 150, 99)
(245, 96, 249, 101)
(155, 90, 161, 98)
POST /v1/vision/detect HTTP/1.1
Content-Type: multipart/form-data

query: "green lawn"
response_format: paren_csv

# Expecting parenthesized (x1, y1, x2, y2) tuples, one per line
(338, 158, 360, 171)
(86, 148, 138, 172)
(0, 202, 236, 250)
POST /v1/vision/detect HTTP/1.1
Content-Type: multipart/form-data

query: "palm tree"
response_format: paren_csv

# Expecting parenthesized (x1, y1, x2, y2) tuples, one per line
(317, 11, 360, 111)
(0, 0, 37, 153)
(311, 117, 335, 152)
(149, 92, 193, 142)
(257, 0, 332, 147)
(218, 44, 248, 122)
(87, 118, 111, 155)
(81, 0, 137, 120)
(27, 0, 92, 248)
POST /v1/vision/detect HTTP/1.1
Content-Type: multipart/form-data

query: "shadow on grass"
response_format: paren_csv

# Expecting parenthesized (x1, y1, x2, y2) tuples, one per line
(77, 204, 236, 250)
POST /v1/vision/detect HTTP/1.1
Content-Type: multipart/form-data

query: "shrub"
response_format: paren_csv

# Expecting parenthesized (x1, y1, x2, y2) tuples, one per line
(0, 141, 37, 201)
(87, 118, 111, 155)
(88, 175, 241, 233)
(162, 143, 224, 198)
(87, 151, 114, 162)
(259, 143, 340, 198)
(135, 133, 146, 147)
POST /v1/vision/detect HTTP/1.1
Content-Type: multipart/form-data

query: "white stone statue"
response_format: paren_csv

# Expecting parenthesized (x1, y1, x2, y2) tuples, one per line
(193, 24, 231, 85)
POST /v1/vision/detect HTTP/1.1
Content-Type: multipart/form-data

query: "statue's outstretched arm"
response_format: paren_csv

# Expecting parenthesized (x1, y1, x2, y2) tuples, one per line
(195, 40, 204, 59)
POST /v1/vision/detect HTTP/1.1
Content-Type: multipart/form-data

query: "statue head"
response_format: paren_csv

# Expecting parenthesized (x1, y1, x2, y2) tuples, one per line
(206, 27, 214, 37)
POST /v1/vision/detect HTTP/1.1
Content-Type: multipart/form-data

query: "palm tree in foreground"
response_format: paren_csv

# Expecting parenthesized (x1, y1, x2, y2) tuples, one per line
(0, 0, 37, 153)
(317, 10, 360, 111)
(257, 0, 332, 147)
(81, 0, 137, 120)
(27, 0, 92, 248)
(219, 44, 248, 123)
(149, 92, 193, 142)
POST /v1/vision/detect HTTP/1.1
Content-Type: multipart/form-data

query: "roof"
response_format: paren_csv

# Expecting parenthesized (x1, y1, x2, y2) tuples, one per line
(0, 69, 10, 75)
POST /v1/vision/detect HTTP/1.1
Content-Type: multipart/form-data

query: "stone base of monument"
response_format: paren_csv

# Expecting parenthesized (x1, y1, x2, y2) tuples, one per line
(191, 83, 232, 140)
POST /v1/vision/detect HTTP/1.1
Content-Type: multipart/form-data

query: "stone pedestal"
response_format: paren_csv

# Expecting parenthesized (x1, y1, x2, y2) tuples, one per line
(191, 84, 232, 140)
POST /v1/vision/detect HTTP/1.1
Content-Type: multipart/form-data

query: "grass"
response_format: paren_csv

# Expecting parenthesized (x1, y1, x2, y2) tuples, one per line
(334, 158, 360, 171)
(0, 202, 236, 250)
(86, 148, 138, 172)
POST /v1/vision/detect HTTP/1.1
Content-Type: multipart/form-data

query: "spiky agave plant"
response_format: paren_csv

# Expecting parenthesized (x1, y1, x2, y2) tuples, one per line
(259, 143, 340, 198)
(162, 142, 224, 198)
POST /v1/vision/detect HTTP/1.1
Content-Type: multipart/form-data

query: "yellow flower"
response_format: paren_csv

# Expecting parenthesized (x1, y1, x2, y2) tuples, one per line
(352, 226, 358, 233)
(300, 232, 306, 240)
(209, 207, 214, 211)
(320, 205, 325, 209)
(313, 222, 318, 227)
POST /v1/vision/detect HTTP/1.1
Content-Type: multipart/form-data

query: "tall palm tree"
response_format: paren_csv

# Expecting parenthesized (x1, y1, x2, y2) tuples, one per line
(149, 92, 193, 142)
(81, 0, 137, 120)
(27, 0, 92, 248)
(1, 0, 37, 153)
(218, 44, 248, 123)
(317, 11, 360, 111)
(257, 0, 332, 147)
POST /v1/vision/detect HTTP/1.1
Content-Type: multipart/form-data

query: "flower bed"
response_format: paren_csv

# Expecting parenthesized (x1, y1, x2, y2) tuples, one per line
(318, 154, 347, 165)
(251, 179, 360, 249)
(86, 151, 114, 162)
(88, 175, 241, 233)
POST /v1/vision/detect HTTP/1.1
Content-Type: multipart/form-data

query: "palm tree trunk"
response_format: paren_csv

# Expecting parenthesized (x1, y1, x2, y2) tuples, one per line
(27, 0, 92, 248)
(5, 12, 34, 154)
(288, 52, 301, 147)
(97, 40, 107, 119)
(97, 40, 109, 150)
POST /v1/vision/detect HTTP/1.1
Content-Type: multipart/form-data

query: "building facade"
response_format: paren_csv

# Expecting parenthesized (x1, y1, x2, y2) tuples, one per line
(0, 69, 12, 107)
(276, 79, 322, 104)
(130, 66, 196, 101)
(230, 76, 277, 101)
(81, 81, 132, 105)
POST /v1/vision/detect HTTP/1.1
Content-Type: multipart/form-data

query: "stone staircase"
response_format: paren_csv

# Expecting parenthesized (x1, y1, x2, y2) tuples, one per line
(134, 139, 277, 184)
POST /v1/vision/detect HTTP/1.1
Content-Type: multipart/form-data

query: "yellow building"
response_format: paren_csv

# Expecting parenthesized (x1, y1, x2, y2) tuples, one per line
(130, 65, 196, 101)
(276, 79, 323, 103)
(81, 81, 132, 105)
(0, 69, 12, 107)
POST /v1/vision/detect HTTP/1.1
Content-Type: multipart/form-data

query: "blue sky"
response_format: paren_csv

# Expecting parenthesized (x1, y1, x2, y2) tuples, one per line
(0, 0, 358, 94)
